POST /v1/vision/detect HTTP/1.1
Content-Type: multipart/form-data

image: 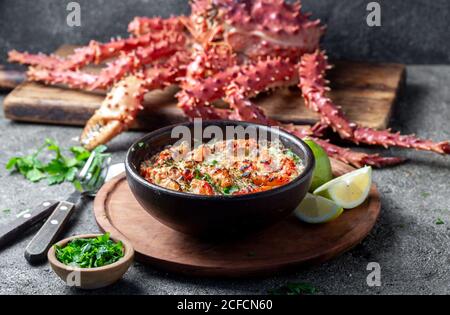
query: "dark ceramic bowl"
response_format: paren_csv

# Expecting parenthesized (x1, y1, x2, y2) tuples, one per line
(125, 120, 315, 237)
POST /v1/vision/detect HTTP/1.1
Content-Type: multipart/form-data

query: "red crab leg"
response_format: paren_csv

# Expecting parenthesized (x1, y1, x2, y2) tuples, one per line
(80, 52, 189, 149)
(27, 34, 185, 90)
(284, 122, 328, 139)
(178, 56, 298, 120)
(8, 31, 186, 71)
(224, 87, 404, 168)
(353, 128, 450, 154)
(225, 82, 276, 124)
(225, 83, 326, 139)
(8, 51, 65, 70)
(223, 77, 402, 168)
(311, 138, 405, 168)
(177, 50, 405, 168)
(90, 33, 185, 90)
(299, 50, 450, 155)
(176, 44, 240, 120)
(128, 16, 185, 36)
(27, 67, 97, 89)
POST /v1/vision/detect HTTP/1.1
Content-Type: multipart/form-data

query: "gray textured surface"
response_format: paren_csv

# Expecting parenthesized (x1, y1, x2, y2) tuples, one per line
(0, 65, 449, 295)
(0, 0, 449, 65)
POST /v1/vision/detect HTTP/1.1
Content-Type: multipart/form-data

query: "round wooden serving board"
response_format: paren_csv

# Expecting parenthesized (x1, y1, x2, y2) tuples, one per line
(94, 159, 380, 277)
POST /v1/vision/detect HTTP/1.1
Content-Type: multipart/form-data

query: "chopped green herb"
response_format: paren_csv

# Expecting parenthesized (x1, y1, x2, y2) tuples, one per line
(2, 209, 11, 214)
(285, 149, 300, 163)
(6, 140, 110, 190)
(435, 218, 445, 225)
(193, 168, 202, 180)
(223, 185, 240, 195)
(202, 173, 213, 183)
(137, 142, 145, 148)
(421, 192, 430, 198)
(210, 160, 218, 166)
(269, 282, 318, 295)
(54, 233, 124, 268)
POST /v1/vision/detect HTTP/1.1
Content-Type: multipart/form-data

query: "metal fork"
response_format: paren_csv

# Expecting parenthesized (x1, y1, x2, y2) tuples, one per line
(24, 151, 112, 264)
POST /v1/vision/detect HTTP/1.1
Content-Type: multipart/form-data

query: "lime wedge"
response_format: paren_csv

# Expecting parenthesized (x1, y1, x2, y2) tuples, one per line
(295, 193, 344, 224)
(304, 139, 333, 192)
(313, 166, 372, 209)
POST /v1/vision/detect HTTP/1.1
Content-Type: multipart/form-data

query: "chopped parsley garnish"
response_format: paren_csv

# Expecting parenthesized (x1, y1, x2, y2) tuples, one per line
(222, 185, 240, 195)
(285, 149, 300, 163)
(269, 282, 318, 295)
(6, 139, 110, 189)
(202, 173, 213, 183)
(54, 233, 124, 268)
(435, 218, 445, 225)
(421, 192, 430, 198)
(210, 159, 218, 166)
(2, 209, 11, 214)
(193, 167, 202, 180)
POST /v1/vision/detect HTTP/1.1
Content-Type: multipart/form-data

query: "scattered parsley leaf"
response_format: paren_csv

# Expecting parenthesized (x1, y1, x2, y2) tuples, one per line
(26, 168, 46, 182)
(2, 209, 11, 214)
(5, 158, 18, 170)
(269, 282, 318, 295)
(54, 233, 124, 268)
(70, 146, 91, 162)
(6, 143, 46, 178)
(435, 218, 445, 225)
(421, 192, 430, 198)
(5, 139, 110, 189)
(137, 142, 145, 148)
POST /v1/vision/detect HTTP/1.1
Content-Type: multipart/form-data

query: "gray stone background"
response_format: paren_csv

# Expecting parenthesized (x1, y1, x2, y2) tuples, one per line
(0, 0, 449, 65)
(0, 0, 450, 295)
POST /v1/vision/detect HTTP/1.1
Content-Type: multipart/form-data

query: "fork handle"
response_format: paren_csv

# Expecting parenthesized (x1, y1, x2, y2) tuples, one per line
(0, 200, 59, 249)
(24, 200, 77, 264)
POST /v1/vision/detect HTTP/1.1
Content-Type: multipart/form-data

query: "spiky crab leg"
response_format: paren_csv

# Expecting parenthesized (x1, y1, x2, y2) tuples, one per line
(178, 56, 298, 120)
(128, 16, 185, 36)
(90, 33, 185, 90)
(27, 33, 185, 90)
(80, 75, 146, 150)
(9, 29, 187, 72)
(80, 52, 189, 149)
(176, 44, 240, 120)
(299, 50, 450, 155)
(311, 138, 405, 168)
(223, 75, 402, 168)
(177, 51, 404, 167)
(8, 51, 65, 70)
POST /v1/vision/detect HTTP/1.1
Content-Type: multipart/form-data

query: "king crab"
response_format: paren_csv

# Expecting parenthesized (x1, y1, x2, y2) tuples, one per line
(8, 0, 450, 168)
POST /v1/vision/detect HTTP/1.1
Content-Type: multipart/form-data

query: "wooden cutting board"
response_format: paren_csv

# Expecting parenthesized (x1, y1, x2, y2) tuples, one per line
(94, 159, 380, 277)
(3, 45, 405, 130)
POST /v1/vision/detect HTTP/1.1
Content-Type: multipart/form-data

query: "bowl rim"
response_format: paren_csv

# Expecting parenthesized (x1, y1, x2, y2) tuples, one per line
(47, 233, 134, 272)
(125, 120, 315, 201)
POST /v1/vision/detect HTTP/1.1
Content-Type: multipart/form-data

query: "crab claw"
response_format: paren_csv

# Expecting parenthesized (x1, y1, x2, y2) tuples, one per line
(80, 75, 146, 150)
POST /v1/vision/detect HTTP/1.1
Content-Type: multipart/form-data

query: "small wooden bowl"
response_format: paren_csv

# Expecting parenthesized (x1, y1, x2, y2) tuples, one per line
(48, 234, 134, 289)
